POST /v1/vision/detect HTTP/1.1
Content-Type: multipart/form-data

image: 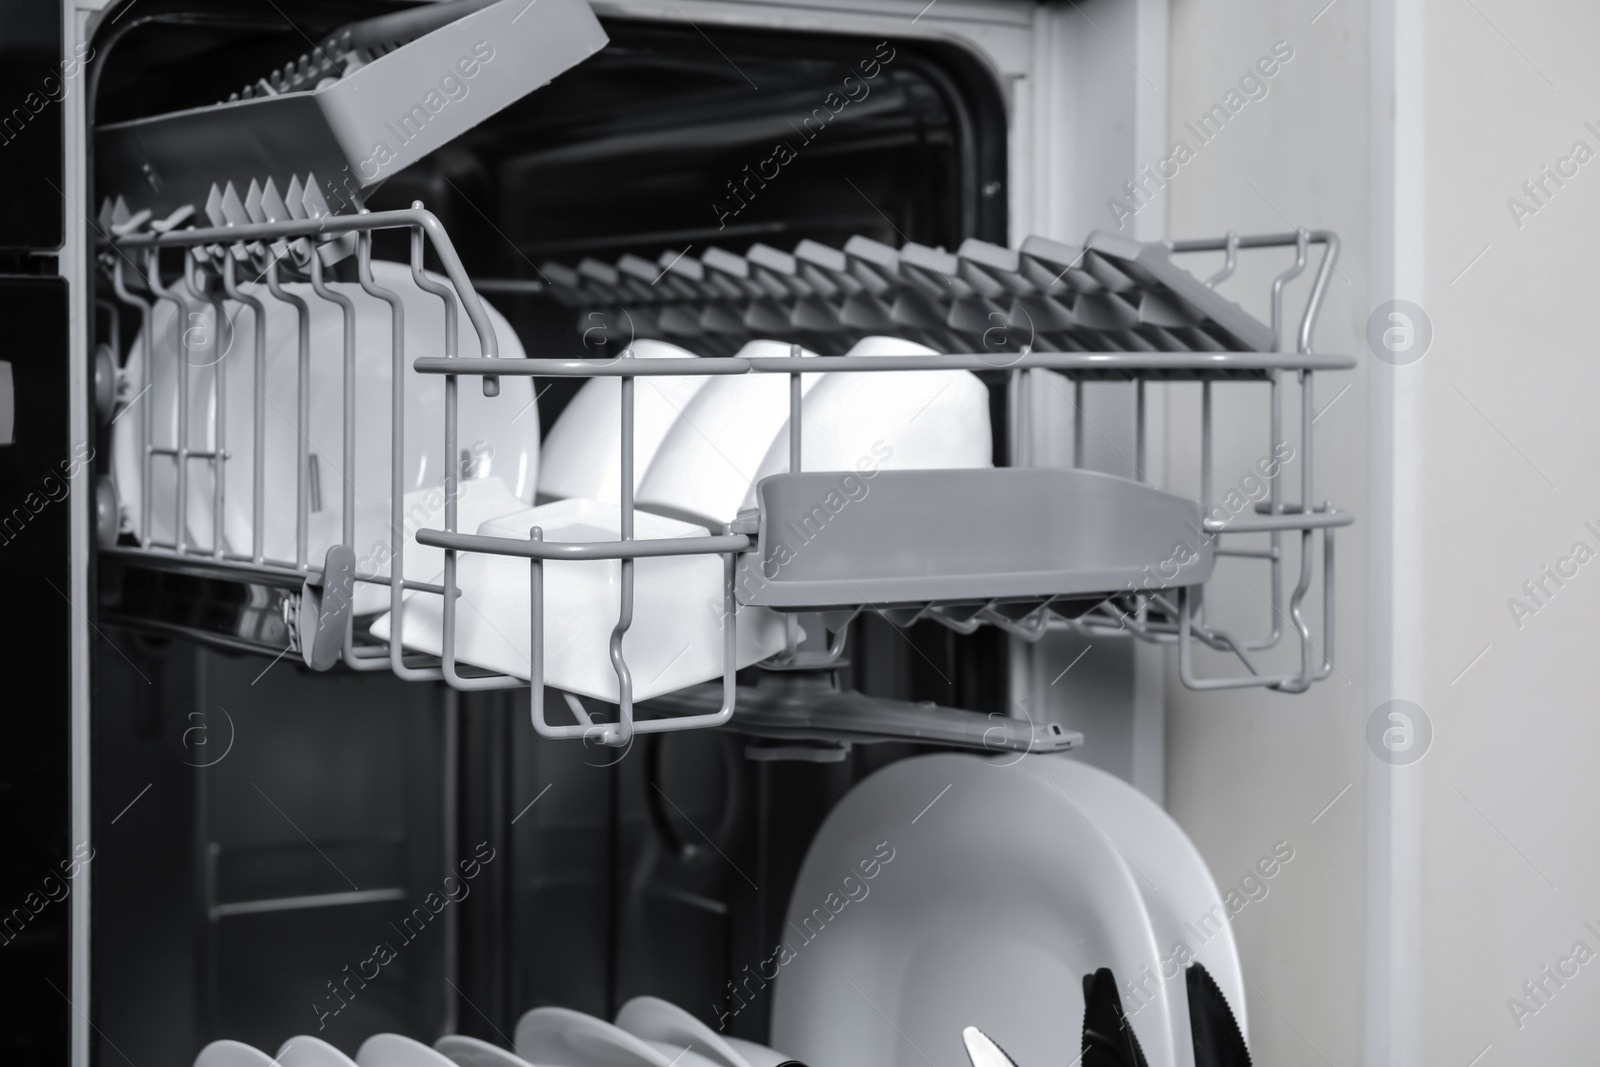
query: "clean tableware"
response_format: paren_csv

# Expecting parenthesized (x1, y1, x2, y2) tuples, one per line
(370, 497, 791, 701)
(635, 339, 820, 527)
(1184, 963, 1250, 1067)
(112, 260, 539, 565)
(514, 1006, 678, 1067)
(193, 1040, 277, 1067)
(1082, 968, 1150, 1067)
(323, 472, 527, 615)
(961, 1027, 1019, 1067)
(357, 1033, 458, 1067)
(435, 1035, 540, 1067)
(736, 335, 991, 513)
(769, 752, 1178, 1067)
(539, 339, 710, 505)
(1017, 756, 1247, 1055)
(614, 995, 797, 1067)
(277, 1035, 361, 1067)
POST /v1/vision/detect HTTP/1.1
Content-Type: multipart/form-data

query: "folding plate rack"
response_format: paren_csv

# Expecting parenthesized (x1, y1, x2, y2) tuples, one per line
(97, 204, 1353, 753)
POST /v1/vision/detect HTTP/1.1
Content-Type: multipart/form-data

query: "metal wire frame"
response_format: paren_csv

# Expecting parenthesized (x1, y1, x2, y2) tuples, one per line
(1062, 229, 1352, 691)
(104, 214, 1356, 744)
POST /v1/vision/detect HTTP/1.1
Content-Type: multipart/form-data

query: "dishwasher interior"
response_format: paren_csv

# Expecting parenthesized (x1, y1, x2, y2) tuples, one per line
(82, 2, 1354, 1065)
(88, 6, 1014, 1063)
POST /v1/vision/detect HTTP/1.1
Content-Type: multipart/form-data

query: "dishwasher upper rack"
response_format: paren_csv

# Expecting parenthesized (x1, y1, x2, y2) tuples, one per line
(97, 214, 1353, 751)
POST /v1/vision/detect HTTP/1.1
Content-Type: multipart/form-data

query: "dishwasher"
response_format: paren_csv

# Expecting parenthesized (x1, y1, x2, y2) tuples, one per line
(0, 1, 1352, 1065)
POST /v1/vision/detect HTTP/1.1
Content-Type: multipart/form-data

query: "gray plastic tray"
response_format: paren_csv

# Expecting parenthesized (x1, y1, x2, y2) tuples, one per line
(96, 0, 607, 220)
(735, 467, 1213, 610)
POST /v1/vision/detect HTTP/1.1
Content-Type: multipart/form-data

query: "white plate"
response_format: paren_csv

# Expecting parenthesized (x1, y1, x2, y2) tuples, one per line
(194, 1040, 277, 1067)
(369, 497, 790, 702)
(1017, 756, 1247, 1061)
(335, 473, 528, 615)
(635, 340, 821, 527)
(615, 996, 794, 1067)
(435, 1035, 538, 1067)
(357, 1033, 458, 1067)
(769, 752, 1177, 1067)
(514, 1006, 676, 1067)
(539, 339, 710, 505)
(737, 336, 991, 513)
(111, 261, 539, 567)
(276, 1035, 361, 1067)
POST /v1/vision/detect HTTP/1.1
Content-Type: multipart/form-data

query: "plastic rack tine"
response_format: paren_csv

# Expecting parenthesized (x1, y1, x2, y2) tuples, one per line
(1205, 231, 1239, 287)
(612, 348, 638, 744)
(784, 341, 803, 656)
(1279, 369, 1325, 692)
(262, 254, 310, 568)
(308, 252, 356, 551)
(143, 249, 189, 552)
(1269, 229, 1309, 354)
(220, 253, 267, 565)
(354, 227, 442, 679)
(701, 247, 764, 302)
(423, 224, 523, 693)
(1297, 233, 1340, 354)
(111, 256, 154, 548)
(187, 253, 227, 560)
(1072, 379, 1085, 468)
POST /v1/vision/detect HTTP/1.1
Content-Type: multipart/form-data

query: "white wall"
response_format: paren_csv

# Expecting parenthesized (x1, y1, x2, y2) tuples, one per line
(1416, 0, 1600, 1062)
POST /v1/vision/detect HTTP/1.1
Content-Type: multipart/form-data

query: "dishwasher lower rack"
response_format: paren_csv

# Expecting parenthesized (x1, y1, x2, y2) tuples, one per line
(97, 210, 1355, 750)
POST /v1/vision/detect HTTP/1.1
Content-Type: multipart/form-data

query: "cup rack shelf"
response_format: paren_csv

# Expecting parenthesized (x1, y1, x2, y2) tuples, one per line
(96, 204, 1354, 751)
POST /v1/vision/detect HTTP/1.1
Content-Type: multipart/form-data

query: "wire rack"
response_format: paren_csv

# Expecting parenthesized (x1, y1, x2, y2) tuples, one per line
(99, 208, 1354, 747)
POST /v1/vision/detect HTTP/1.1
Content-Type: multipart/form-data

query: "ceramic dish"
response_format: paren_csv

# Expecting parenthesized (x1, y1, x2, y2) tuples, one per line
(435, 1035, 539, 1067)
(370, 497, 790, 702)
(614, 996, 796, 1067)
(111, 260, 539, 567)
(737, 335, 991, 513)
(539, 339, 710, 506)
(769, 752, 1178, 1067)
(514, 1007, 679, 1067)
(635, 339, 820, 527)
(1018, 755, 1248, 1059)
(193, 1040, 277, 1067)
(276, 1035, 361, 1067)
(324, 472, 526, 616)
(357, 1033, 459, 1067)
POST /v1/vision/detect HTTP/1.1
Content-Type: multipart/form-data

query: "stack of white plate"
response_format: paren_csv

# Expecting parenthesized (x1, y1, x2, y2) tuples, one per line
(768, 752, 1247, 1067)
(192, 995, 798, 1067)
(110, 260, 542, 607)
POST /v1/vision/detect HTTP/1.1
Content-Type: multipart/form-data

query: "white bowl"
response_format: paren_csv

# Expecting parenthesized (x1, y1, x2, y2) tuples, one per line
(514, 1007, 676, 1067)
(434, 1035, 538, 1067)
(111, 261, 539, 567)
(539, 339, 711, 505)
(276, 1036, 360, 1067)
(737, 335, 991, 513)
(369, 497, 790, 702)
(615, 996, 795, 1067)
(635, 339, 821, 527)
(193, 1040, 276, 1067)
(356, 1034, 457, 1067)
